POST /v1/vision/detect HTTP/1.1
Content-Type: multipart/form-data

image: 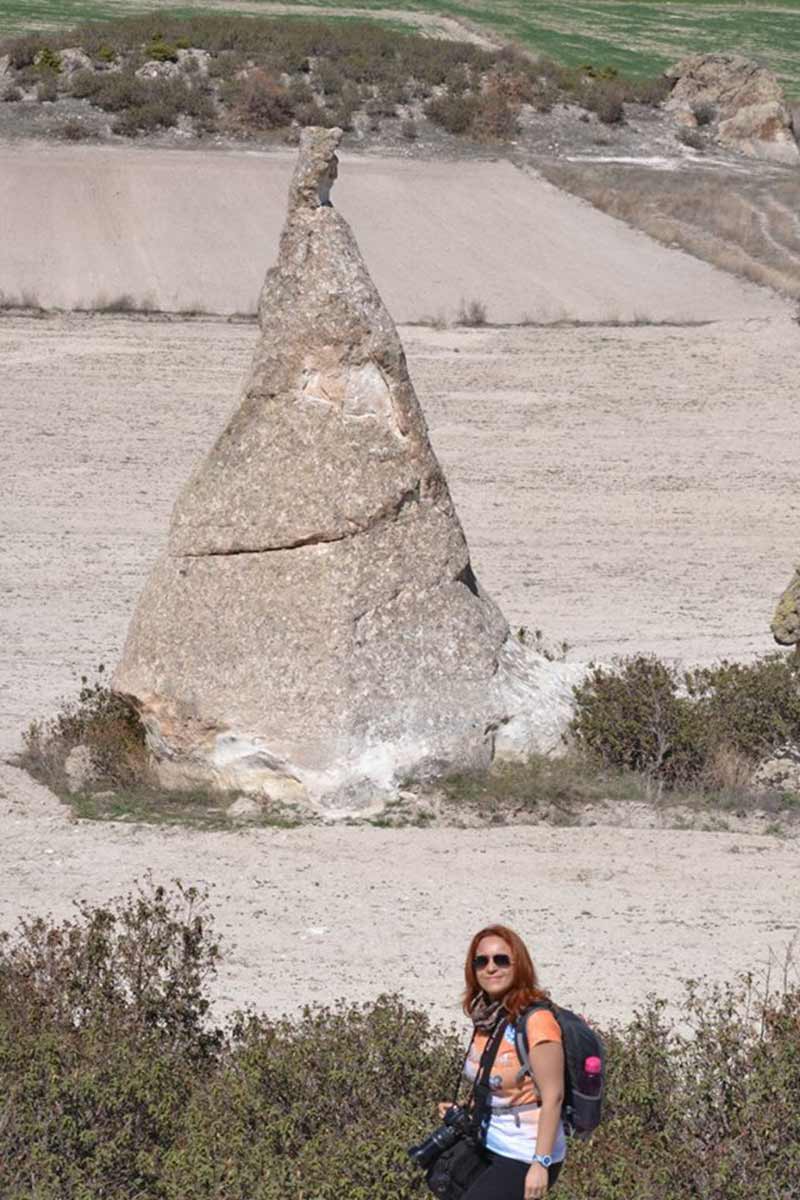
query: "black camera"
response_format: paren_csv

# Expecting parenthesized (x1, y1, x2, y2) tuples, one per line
(408, 1104, 471, 1169)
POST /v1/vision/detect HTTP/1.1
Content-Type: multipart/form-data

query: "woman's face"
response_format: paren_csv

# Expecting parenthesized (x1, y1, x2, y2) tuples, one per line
(474, 935, 514, 1001)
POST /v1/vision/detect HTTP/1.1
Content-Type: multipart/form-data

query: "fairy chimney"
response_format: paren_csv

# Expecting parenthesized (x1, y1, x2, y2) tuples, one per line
(113, 128, 572, 813)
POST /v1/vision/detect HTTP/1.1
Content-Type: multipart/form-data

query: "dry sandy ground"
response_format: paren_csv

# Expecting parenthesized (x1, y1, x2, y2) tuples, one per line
(0, 142, 787, 322)
(2, 766, 797, 1028)
(1, 142, 798, 1027)
(3, 312, 799, 1025)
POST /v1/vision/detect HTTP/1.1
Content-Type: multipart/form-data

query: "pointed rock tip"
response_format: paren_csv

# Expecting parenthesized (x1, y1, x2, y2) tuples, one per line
(289, 126, 343, 211)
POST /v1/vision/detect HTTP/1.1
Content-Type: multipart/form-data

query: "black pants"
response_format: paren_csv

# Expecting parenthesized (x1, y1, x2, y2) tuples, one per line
(462, 1151, 563, 1199)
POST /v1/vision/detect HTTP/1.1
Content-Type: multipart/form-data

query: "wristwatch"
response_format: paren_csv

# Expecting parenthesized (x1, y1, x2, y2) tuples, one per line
(532, 1153, 553, 1168)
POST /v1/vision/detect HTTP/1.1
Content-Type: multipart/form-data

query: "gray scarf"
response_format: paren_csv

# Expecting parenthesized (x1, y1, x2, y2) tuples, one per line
(470, 993, 506, 1032)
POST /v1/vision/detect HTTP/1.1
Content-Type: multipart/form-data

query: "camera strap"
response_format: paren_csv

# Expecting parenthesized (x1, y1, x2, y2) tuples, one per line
(468, 1015, 510, 1145)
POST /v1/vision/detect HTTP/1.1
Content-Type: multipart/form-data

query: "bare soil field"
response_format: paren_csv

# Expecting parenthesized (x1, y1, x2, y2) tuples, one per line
(0, 143, 787, 322)
(1, 142, 798, 1026)
(2, 306, 799, 1024)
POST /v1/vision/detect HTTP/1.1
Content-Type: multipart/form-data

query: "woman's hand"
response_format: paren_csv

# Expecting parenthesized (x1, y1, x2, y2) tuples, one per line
(437, 1102, 455, 1119)
(525, 1162, 550, 1199)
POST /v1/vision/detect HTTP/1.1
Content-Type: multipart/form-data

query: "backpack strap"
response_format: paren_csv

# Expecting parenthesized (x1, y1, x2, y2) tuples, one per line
(513, 1001, 555, 1086)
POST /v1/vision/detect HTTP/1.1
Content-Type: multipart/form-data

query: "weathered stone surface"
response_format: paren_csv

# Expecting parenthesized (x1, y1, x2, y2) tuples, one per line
(753, 744, 800, 792)
(136, 59, 181, 81)
(114, 127, 568, 813)
(59, 48, 93, 75)
(772, 567, 800, 644)
(665, 53, 799, 164)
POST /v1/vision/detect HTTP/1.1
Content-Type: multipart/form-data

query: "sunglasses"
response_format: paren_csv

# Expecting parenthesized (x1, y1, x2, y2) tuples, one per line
(473, 954, 512, 970)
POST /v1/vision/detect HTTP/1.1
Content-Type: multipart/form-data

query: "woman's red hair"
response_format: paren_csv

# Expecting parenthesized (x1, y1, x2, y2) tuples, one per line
(462, 924, 549, 1020)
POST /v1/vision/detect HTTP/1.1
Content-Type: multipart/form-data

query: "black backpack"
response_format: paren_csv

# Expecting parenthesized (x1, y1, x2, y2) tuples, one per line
(514, 1000, 605, 1139)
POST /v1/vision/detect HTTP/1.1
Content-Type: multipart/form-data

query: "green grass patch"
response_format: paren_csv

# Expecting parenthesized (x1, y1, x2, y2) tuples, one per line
(3, 0, 800, 97)
(67, 784, 305, 829)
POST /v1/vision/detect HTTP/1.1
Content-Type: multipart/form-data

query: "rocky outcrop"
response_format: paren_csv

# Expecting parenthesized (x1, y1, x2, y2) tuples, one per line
(114, 127, 574, 814)
(665, 53, 799, 165)
(772, 567, 800, 645)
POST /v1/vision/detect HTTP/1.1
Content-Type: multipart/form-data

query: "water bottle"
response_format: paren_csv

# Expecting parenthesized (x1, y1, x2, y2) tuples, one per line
(581, 1055, 602, 1097)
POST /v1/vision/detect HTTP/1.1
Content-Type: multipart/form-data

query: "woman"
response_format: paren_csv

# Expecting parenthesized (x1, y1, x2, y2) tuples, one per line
(440, 924, 566, 1200)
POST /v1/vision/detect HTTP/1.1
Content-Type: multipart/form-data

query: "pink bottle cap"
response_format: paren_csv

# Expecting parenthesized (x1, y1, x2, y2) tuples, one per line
(584, 1056, 602, 1074)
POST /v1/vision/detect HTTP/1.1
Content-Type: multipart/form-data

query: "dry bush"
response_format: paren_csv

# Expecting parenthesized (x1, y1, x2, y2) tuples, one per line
(19, 667, 150, 792)
(229, 68, 294, 130)
(424, 90, 478, 134)
(581, 79, 625, 125)
(456, 297, 488, 326)
(472, 89, 518, 140)
(677, 126, 705, 150)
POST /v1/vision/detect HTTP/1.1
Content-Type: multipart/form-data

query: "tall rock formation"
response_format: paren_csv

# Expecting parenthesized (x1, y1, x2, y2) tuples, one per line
(772, 567, 800, 645)
(114, 128, 572, 812)
(665, 53, 799, 165)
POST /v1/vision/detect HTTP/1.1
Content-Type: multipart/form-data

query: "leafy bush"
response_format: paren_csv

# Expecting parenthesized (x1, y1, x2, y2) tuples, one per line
(19, 665, 149, 791)
(146, 38, 179, 63)
(571, 652, 800, 789)
(687, 654, 800, 762)
(571, 656, 701, 784)
(2, 886, 800, 1200)
(0, 882, 223, 1200)
(36, 46, 62, 74)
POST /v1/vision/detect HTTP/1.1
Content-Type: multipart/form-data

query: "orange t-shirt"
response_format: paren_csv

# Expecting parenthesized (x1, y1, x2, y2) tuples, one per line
(463, 1009, 567, 1164)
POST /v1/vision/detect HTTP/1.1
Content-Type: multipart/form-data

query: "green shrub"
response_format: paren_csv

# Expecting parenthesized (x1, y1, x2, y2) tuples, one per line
(36, 45, 62, 74)
(572, 652, 800, 789)
(2, 885, 800, 1200)
(570, 655, 702, 784)
(96, 44, 117, 63)
(146, 37, 179, 63)
(0, 882, 223, 1200)
(687, 654, 800, 762)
